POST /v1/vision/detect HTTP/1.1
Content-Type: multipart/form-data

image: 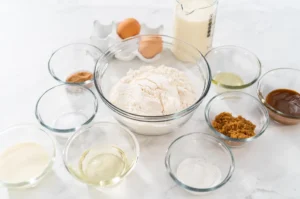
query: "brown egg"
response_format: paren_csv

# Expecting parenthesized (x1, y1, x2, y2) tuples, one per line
(138, 36, 163, 59)
(117, 18, 141, 39)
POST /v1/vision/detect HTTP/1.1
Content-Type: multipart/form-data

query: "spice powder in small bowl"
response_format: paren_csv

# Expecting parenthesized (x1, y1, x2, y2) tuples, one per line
(66, 71, 93, 84)
(212, 112, 256, 146)
(66, 71, 94, 88)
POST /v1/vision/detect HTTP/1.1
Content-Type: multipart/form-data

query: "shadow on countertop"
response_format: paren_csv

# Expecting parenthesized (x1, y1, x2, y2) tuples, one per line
(7, 171, 80, 199)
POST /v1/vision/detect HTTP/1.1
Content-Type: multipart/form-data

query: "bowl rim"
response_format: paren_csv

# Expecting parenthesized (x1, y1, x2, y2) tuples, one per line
(94, 34, 212, 122)
(0, 123, 56, 188)
(165, 132, 235, 192)
(205, 45, 262, 89)
(257, 67, 300, 119)
(35, 84, 98, 133)
(48, 43, 103, 86)
(204, 91, 270, 142)
(62, 121, 140, 186)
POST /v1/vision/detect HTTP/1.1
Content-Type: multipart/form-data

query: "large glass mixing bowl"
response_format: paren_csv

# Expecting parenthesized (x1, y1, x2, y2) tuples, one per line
(94, 35, 211, 135)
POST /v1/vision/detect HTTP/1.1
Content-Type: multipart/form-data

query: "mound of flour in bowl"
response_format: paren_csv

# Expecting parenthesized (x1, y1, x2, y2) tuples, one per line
(110, 65, 196, 116)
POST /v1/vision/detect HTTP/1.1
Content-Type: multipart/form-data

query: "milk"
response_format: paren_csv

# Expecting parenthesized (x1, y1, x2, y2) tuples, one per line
(0, 142, 50, 183)
(173, 0, 218, 55)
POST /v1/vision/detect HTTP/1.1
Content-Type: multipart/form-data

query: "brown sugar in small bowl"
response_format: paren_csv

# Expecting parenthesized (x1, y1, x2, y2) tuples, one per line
(205, 91, 269, 147)
(257, 68, 300, 125)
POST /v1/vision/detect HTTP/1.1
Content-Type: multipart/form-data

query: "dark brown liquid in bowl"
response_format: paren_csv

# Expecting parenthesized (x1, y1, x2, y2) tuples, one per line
(266, 89, 300, 116)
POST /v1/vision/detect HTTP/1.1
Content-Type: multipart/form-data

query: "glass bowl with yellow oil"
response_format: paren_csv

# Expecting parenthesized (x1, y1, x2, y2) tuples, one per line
(205, 46, 261, 92)
(63, 122, 139, 188)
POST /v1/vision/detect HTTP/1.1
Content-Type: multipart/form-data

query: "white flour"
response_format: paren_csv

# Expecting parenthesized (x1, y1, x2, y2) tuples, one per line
(110, 65, 196, 116)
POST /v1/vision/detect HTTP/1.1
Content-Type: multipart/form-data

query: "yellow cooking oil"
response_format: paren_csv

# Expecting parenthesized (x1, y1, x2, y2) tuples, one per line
(213, 72, 244, 87)
(74, 146, 128, 186)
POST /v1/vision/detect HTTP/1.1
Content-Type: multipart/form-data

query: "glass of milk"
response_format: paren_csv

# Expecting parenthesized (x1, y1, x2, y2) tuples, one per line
(173, 0, 218, 55)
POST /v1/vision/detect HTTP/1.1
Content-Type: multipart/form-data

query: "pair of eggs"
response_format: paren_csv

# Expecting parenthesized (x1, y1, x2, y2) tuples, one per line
(117, 18, 163, 59)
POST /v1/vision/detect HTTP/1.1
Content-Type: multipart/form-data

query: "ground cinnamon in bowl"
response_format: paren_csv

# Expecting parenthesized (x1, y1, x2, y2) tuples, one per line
(212, 112, 256, 139)
(66, 71, 93, 83)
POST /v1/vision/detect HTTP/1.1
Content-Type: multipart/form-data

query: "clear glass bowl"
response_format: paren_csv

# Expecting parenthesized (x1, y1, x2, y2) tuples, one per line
(48, 43, 103, 87)
(205, 46, 261, 92)
(205, 91, 269, 147)
(165, 132, 234, 195)
(257, 68, 300, 125)
(94, 35, 211, 135)
(63, 122, 139, 188)
(0, 124, 56, 188)
(35, 84, 98, 134)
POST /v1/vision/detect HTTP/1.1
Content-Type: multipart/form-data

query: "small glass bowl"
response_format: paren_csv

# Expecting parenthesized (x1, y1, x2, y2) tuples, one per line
(205, 46, 261, 92)
(35, 84, 98, 134)
(63, 122, 139, 188)
(205, 91, 269, 147)
(48, 43, 102, 87)
(0, 124, 56, 188)
(165, 132, 234, 195)
(257, 68, 300, 125)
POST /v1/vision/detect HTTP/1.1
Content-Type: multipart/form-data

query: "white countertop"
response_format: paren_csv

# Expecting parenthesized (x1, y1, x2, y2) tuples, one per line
(1, 0, 300, 198)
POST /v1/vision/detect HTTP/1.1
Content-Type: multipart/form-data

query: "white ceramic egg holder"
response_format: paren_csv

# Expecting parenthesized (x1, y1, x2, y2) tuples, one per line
(90, 20, 164, 62)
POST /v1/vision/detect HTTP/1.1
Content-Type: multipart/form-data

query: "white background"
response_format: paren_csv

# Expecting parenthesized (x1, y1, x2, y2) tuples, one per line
(1, 0, 300, 198)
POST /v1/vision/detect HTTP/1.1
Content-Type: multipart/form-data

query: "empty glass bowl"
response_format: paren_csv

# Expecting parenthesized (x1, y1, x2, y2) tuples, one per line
(94, 35, 211, 135)
(205, 46, 261, 92)
(165, 132, 234, 195)
(257, 68, 300, 125)
(63, 122, 139, 188)
(48, 43, 102, 87)
(35, 84, 98, 134)
(205, 91, 269, 147)
(0, 124, 56, 188)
